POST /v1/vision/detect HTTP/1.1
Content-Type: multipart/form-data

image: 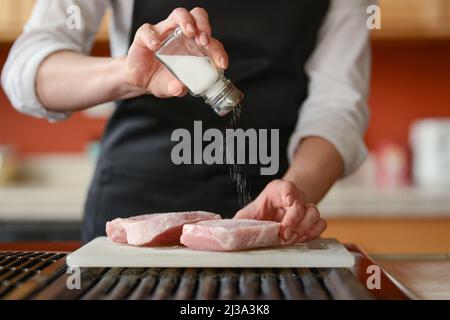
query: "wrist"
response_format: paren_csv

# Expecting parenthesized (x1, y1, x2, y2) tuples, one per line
(283, 137, 343, 204)
(283, 172, 312, 202)
(111, 56, 147, 100)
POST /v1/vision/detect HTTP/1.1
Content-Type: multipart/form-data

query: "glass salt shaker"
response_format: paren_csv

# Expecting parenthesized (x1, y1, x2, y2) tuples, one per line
(155, 27, 244, 116)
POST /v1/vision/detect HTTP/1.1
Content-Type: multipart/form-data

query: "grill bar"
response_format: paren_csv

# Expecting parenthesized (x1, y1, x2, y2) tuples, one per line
(297, 268, 330, 300)
(218, 269, 239, 300)
(32, 267, 106, 300)
(1, 251, 67, 300)
(128, 268, 160, 300)
(151, 268, 180, 300)
(260, 268, 283, 300)
(0, 250, 377, 300)
(319, 268, 374, 300)
(196, 268, 218, 300)
(239, 269, 259, 299)
(104, 268, 144, 300)
(174, 268, 197, 300)
(80, 268, 124, 300)
(278, 268, 306, 300)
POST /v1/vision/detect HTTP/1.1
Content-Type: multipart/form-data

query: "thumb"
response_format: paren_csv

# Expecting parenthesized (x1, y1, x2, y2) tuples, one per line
(149, 69, 188, 98)
(233, 204, 255, 219)
(167, 78, 188, 97)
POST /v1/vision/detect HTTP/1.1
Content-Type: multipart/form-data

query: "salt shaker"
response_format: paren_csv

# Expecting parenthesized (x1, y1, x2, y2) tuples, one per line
(156, 27, 244, 116)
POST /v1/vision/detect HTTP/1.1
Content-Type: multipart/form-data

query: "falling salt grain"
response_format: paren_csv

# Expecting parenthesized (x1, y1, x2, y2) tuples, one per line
(225, 107, 251, 208)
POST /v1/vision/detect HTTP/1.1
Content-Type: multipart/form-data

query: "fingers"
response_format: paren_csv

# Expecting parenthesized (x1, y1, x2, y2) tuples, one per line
(234, 197, 270, 221)
(259, 180, 290, 208)
(294, 204, 321, 242)
(152, 7, 227, 71)
(155, 7, 212, 44)
(204, 39, 228, 69)
(233, 179, 327, 246)
(190, 7, 212, 46)
(136, 7, 211, 50)
(167, 79, 188, 97)
(134, 23, 162, 51)
(304, 219, 327, 241)
(234, 206, 254, 220)
(280, 200, 304, 243)
(283, 232, 298, 246)
(245, 179, 305, 242)
(149, 69, 187, 98)
(263, 180, 305, 241)
(234, 199, 259, 220)
(155, 7, 197, 38)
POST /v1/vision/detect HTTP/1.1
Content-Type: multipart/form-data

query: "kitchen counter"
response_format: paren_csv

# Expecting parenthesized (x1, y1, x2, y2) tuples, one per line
(2, 186, 450, 252)
(1, 155, 450, 252)
(377, 255, 450, 300)
(1, 154, 450, 221)
(1, 185, 450, 221)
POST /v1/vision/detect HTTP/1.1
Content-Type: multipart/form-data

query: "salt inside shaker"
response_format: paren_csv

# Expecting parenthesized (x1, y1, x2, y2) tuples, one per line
(156, 27, 243, 116)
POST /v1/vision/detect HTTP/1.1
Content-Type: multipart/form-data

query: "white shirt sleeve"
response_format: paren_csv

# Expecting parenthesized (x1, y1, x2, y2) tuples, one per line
(287, 0, 373, 176)
(0, 0, 109, 122)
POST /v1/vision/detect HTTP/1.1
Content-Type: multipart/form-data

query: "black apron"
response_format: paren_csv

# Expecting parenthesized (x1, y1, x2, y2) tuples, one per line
(82, 0, 329, 242)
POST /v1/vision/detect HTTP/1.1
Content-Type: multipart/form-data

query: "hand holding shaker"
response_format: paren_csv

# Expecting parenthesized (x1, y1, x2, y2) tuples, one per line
(156, 27, 243, 116)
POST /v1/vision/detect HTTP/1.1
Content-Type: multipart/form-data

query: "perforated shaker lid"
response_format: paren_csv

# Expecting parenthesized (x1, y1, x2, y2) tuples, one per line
(208, 81, 244, 116)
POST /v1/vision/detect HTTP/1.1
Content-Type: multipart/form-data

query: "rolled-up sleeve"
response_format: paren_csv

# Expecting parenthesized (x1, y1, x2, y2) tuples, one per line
(287, 0, 373, 176)
(1, 0, 108, 121)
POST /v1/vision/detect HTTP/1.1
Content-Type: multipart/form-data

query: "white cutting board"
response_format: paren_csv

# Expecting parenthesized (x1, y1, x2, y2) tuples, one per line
(66, 237, 355, 268)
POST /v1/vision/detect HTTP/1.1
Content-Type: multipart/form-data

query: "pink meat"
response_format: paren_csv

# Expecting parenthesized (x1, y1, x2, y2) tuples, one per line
(180, 219, 282, 251)
(106, 214, 154, 243)
(106, 211, 221, 246)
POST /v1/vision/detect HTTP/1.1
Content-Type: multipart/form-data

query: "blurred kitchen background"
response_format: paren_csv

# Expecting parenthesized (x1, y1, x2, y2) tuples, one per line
(0, 0, 449, 254)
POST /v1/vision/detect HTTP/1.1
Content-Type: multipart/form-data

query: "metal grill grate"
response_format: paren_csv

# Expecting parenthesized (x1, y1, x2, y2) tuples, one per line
(0, 251, 66, 299)
(0, 251, 374, 300)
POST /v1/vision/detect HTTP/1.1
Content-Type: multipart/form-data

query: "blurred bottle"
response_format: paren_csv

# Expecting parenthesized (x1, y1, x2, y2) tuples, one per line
(375, 141, 411, 188)
(0, 145, 18, 186)
(85, 138, 101, 163)
(410, 118, 450, 188)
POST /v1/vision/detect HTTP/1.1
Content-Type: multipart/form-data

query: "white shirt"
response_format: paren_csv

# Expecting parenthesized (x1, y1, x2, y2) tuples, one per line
(1, 0, 373, 176)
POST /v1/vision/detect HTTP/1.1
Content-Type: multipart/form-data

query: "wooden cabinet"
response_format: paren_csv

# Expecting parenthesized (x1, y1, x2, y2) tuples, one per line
(1, 0, 450, 42)
(374, 0, 450, 39)
(0, 0, 33, 41)
(0, 0, 450, 41)
(0, 0, 109, 41)
(324, 218, 450, 255)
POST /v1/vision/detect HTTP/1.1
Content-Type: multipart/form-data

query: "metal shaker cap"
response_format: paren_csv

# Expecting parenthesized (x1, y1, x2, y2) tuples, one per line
(207, 81, 244, 116)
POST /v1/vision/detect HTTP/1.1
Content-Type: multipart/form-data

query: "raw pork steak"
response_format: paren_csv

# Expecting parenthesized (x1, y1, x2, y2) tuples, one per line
(180, 219, 282, 251)
(106, 211, 220, 246)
